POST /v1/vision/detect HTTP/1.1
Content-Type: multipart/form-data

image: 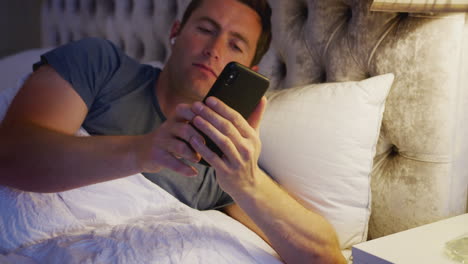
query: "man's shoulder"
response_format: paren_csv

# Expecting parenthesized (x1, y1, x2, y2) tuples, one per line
(66, 37, 121, 58)
(71, 37, 115, 49)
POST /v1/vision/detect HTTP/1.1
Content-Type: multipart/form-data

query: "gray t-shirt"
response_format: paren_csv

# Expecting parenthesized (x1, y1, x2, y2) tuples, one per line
(33, 37, 233, 210)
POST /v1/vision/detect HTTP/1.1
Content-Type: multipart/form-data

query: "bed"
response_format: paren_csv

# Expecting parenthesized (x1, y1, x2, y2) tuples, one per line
(0, 0, 467, 263)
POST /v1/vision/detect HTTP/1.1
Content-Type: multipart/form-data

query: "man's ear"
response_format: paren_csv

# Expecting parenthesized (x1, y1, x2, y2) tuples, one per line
(170, 21, 181, 42)
(251, 65, 259, 72)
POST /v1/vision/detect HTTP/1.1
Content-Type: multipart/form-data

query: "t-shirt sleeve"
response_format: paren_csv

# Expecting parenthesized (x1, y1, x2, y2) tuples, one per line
(213, 190, 235, 210)
(33, 37, 126, 109)
(211, 169, 235, 210)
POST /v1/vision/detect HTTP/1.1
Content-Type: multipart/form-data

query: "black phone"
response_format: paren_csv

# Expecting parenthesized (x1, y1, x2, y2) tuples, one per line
(196, 61, 270, 166)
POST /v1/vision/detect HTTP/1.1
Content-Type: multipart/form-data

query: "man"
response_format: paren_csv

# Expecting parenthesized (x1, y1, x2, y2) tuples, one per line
(0, 0, 346, 263)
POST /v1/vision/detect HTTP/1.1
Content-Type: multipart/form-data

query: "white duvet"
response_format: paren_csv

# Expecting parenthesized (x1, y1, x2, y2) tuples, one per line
(0, 171, 281, 264)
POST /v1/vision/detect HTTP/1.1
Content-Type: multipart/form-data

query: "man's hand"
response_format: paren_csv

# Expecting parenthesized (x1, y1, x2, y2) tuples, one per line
(135, 104, 205, 177)
(188, 96, 267, 196)
(188, 96, 346, 264)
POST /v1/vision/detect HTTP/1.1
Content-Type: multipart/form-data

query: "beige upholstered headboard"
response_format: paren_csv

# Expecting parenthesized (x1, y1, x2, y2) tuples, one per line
(41, 0, 468, 239)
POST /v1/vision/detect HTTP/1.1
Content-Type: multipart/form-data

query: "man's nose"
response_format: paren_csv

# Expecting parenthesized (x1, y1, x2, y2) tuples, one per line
(203, 38, 222, 60)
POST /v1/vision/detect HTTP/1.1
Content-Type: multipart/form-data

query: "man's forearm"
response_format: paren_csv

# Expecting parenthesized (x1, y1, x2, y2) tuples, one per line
(0, 124, 140, 192)
(232, 169, 346, 264)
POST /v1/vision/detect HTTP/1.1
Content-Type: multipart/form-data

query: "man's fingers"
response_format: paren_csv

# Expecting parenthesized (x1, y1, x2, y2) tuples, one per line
(191, 115, 240, 163)
(166, 121, 203, 161)
(167, 138, 201, 163)
(175, 103, 196, 122)
(202, 97, 256, 138)
(171, 122, 201, 142)
(189, 133, 226, 170)
(192, 99, 245, 140)
(247, 96, 267, 131)
(161, 154, 199, 177)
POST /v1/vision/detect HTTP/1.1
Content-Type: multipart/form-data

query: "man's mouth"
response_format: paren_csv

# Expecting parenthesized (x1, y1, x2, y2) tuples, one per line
(193, 63, 217, 78)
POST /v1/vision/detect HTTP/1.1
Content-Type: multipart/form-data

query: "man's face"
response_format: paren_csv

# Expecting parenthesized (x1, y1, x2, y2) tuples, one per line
(166, 0, 262, 101)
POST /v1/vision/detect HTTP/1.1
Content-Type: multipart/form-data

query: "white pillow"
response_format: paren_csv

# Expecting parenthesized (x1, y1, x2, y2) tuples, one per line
(0, 74, 29, 123)
(259, 74, 394, 249)
(0, 48, 52, 94)
(0, 47, 53, 123)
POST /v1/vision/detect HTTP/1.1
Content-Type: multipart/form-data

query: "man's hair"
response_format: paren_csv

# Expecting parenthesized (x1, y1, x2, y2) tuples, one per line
(179, 0, 272, 66)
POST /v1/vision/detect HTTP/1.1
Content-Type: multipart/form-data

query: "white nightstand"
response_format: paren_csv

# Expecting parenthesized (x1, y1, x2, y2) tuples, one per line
(352, 213, 468, 264)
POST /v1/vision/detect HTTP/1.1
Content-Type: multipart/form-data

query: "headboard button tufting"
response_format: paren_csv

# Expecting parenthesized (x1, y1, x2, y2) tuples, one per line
(88, 0, 97, 16)
(60, 0, 66, 12)
(126, 0, 134, 17)
(67, 32, 74, 43)
(72, 0, 80, 13)
(145, 0, 154, 17)
(54, 30, 61, 46)
(345, 7, 352, 20)
(117, 38, 126, 53)
(319, 71, 327, 83)
(155, 40, 167, 63)
(297, 1, 309, 23)
(135, 38, 145, 60)
(47, 0, 53, 10)
(170, 0, 180, 20)
(278, 61, 287, 80)
(102, 0, 116, 17)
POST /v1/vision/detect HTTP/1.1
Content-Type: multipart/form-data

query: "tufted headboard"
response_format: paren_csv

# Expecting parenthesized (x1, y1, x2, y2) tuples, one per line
(41, 0, 468, 240)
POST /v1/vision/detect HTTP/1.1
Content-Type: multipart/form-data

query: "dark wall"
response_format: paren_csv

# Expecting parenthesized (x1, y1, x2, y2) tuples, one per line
(0, 0, 42, 59)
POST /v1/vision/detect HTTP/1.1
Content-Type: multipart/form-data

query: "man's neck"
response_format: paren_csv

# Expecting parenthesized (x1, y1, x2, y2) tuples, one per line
(156, 68, 177, 119)
(156, 67, 197, 119)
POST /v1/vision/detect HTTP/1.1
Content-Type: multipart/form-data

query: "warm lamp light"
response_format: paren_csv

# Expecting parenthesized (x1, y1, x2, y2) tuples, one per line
(370, 0, 468, 12)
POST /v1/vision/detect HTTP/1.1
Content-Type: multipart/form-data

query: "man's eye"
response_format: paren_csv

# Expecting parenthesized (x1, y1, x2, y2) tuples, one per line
(198, 27, 212, 34)
(231, 43, 243, 53)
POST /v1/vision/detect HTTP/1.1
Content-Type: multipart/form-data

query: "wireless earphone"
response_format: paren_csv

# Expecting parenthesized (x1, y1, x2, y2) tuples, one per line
(170, 37, 177, 45)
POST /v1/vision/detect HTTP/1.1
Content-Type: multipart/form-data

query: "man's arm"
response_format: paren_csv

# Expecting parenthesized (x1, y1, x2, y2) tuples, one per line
(223, 176, 345, 264)
(0, 66, 202, 192)
(189, 96, 346, 264)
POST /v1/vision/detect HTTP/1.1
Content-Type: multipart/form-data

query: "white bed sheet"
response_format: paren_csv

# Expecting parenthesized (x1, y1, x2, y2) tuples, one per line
(0, 171, 282, 264)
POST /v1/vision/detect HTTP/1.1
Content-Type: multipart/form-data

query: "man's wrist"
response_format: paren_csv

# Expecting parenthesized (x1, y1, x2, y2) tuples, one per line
(127, 134, 148, 173)
(230, 167, 269, 205)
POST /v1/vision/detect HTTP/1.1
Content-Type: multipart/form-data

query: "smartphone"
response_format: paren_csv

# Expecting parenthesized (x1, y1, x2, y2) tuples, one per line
(196, 61, 270, 166)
